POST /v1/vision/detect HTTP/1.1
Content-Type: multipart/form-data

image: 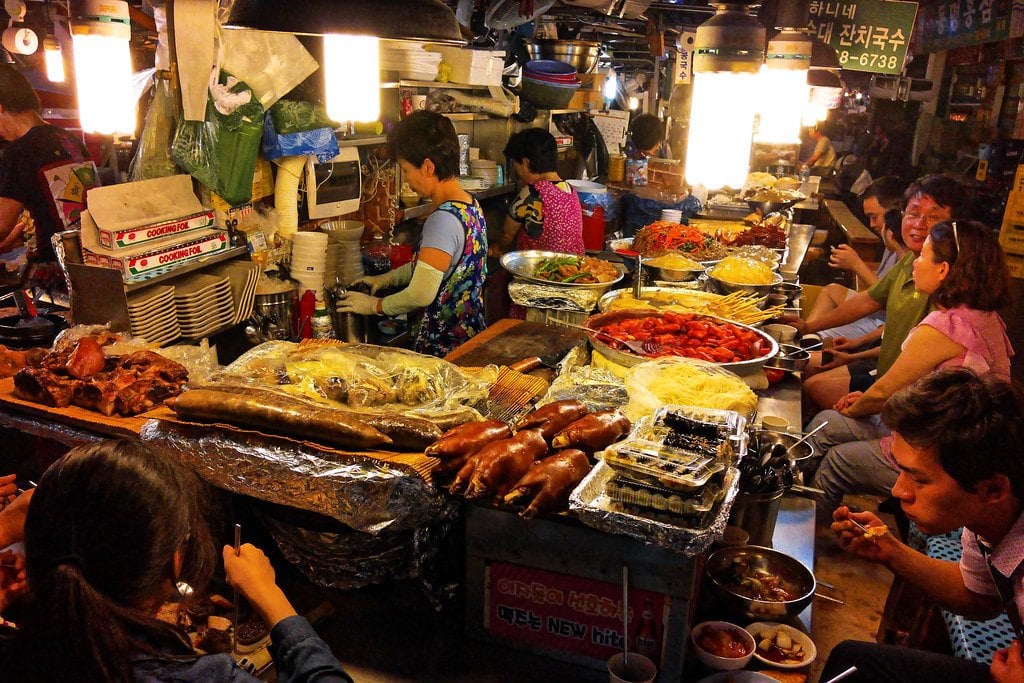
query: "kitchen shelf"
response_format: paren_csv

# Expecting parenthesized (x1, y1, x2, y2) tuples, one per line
(384, 80, 497, 91)
(124, 246, 250, 293)
(401, 184, 518, 220)
(443, 112, 492, 121)
(338, 135, 388, 147)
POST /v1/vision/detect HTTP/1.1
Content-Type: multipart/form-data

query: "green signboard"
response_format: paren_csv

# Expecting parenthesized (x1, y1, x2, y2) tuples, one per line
(916, 0, 1013, 53)
(808, 0, 919, 75)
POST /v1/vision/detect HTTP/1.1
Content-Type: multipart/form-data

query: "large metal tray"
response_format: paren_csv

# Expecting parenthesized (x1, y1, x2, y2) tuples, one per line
(500, 250, 625, 290)
(583, 308, 779, 374)
(569, 460, 741, 556)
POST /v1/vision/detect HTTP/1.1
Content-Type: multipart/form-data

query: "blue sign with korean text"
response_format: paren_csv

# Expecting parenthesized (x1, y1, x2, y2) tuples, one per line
(916, 0, 1014, 53)
(808, 0, 919, 75)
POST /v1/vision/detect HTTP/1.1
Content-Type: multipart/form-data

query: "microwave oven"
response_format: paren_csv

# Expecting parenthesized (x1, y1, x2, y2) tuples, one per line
(302, 146, 361, 219)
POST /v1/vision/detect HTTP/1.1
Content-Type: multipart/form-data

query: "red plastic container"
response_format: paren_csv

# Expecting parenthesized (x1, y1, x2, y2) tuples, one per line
(390, 244, 414, 268)
(582, 206, 605, 251)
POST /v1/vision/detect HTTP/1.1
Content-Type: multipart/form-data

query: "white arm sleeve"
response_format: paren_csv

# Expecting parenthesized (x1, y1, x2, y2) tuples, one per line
(381, 261, 445, 315)
(385, 261, 414, 288)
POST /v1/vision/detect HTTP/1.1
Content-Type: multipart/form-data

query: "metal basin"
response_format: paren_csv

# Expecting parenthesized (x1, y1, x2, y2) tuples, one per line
(705, 545, 816, 620)
(749, 428, 815, 464)
(766, 344, 810, 372)
(527, 40, 601, 74)
(706, 268, 784, 297)
(500, 250, 624, 292)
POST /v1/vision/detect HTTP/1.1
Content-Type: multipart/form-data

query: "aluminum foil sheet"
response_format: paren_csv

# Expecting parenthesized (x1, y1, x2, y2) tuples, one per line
(254, 506, 458, 591)
(140, 419, 455, 535)
(508, 280, 602, 312)
(569, 461, 740, 556)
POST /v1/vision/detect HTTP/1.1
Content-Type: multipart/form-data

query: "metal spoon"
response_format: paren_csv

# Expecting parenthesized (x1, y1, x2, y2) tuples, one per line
(786, 420, 828, 455)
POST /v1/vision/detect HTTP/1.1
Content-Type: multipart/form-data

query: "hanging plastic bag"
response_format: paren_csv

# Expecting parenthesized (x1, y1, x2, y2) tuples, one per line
(130, 73, 179, 181)
(211, 72, 265, 206)
(269, 100, 339, 135)
(171, 116, 219, 191)
(219, 28, 318, 109)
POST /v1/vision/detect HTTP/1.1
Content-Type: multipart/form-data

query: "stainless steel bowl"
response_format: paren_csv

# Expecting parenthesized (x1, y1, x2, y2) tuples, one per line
(772, 282, 803, 304)
(749, 428, 815, 464)
(705, 268, 785, 297)
(766, 344, 810, 372)
(705, 545, 816, 620)
(642, 262, 703, 282)
(527, 40, 601, 74)
(583, 308, 779, 374)
(500, 250, 625, 292)
(746, 199, 799, 215)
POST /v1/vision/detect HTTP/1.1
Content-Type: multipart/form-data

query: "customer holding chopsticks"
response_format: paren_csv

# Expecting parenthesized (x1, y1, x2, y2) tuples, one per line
(821, 369, 1024, 683)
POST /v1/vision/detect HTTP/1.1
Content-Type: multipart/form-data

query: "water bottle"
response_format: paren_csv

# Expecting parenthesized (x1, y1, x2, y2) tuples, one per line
(800, 164, 810, 183)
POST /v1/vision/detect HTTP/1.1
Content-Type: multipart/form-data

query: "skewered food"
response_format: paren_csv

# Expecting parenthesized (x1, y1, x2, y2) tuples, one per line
(531, 255, 620, 284)
(449, 429, 548, 500)
(504, 449, 591, 518)
(551, 410, 631, 451)
(604, 289, 782, 326)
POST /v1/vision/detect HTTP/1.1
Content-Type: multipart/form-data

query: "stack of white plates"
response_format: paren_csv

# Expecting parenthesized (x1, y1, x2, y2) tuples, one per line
(207, 260, 261, 325)
(380, 39, 442, 81)
(661, 209, 683, 223)
(127, 285, 180, 346)
(321, 221, 365, 287)
(173, 273, 234, 339)
(291, 231, 329, 300)
(470, 159, 499, 187)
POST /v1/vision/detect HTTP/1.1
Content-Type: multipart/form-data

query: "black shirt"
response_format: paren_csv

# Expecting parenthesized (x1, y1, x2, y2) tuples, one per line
(0, 124, 91, 261)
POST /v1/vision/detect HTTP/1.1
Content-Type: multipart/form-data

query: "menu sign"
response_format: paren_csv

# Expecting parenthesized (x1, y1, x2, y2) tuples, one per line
(916, 0, 1014, 53)
(808, 0, 919, 75)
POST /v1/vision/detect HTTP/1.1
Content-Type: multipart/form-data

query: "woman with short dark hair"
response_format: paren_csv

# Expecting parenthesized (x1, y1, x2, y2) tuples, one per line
(336, 110, 488, 356)
(1, 439, 352, 682)
(809, 220, 1015, 511)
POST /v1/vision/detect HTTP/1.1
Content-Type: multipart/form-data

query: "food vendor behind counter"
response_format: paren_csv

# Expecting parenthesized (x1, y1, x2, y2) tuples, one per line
(336, 111, 487, 357)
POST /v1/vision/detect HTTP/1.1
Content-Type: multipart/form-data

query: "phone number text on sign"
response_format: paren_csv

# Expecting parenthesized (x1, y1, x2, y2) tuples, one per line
(808, 0, 918, 75)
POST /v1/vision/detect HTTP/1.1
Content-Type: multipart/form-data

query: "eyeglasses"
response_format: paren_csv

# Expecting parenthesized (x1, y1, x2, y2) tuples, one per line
(903, 210, 947, 228)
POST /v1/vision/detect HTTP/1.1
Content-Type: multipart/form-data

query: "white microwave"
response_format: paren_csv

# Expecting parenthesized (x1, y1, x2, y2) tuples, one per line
(303, 146, 362, 219)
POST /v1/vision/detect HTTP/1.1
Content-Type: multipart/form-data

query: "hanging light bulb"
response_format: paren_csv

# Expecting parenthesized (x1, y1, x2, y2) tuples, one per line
(685, 3, 765, 189)
(43, 36, 64, 82)
(70, 0, 135, 135)
(324, 34, 380, 123)
(756, 29, 810, 144)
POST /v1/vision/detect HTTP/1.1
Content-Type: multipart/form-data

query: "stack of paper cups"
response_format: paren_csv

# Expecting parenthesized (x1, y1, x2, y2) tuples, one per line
(291, 231, 329, 300)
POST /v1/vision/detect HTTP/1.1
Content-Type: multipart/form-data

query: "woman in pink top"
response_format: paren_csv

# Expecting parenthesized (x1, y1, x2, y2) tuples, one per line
(495, 128, 584, 255)
(809, 220, 1013, 511)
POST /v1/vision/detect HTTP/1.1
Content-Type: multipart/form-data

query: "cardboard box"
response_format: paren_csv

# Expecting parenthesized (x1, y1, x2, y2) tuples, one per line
(432, 47, 504, 86)
(81, 211, 230, 281)
(96, 210, 215, 250)
(567, 89, 605, 111)
(1005, 251, 1024, 278)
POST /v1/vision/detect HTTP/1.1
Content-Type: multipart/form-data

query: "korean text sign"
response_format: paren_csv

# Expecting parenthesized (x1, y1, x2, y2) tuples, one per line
(916, 0, 1012, 52)
(808, 0, 919, 75)
(485, 561, 670, 663)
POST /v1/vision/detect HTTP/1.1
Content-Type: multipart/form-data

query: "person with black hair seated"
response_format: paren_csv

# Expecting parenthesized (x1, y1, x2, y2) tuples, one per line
(0, 439, 353, 683)
(625, 113, 670, 159)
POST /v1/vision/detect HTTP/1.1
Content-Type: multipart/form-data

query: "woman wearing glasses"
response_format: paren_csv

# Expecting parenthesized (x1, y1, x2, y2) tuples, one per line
(787, 173, 967, 413)
(808, 219, 1014, 512)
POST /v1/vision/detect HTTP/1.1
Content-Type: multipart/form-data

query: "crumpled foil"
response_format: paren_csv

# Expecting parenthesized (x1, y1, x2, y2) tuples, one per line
(538, 361, 628, 412)
(254, 504, 458, 591)
(508, 280, 602, 312)
(569, 461, 740, 556)
(139, 420, 455, 535)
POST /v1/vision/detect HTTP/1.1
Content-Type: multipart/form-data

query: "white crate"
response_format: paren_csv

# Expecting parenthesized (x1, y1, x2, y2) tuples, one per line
(432, 47, 504, 86)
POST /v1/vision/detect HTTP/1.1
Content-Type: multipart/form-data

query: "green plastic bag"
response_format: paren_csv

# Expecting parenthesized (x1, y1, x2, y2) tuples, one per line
(269, 100, 339, 134)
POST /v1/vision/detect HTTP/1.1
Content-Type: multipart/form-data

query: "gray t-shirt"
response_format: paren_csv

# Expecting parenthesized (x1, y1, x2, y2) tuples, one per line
(419, 205, 466, 279)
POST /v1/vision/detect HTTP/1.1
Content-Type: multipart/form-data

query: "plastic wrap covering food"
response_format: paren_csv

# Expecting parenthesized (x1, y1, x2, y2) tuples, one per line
(252, 504, 457, 590)
(139, 420, 453, 534)
(624, 357, 758, 421)
(508, 281, 602, 312)
(570, 461, 740, 555)
(540, 363, 628, 412)
(569, 404, 746, 554)
(208, 340, 492, 422)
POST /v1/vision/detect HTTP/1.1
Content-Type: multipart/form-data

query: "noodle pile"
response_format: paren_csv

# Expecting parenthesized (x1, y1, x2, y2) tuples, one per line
(624, 357, 758, 420)
(710, 256, 775, 285)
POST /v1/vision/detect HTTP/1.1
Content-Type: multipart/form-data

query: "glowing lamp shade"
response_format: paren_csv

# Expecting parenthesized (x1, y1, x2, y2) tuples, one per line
(684, 3, 765, 190)
(43, 37, 64, 83)
(324, 34, 380, 123)
(686, 71, 760, 189)
(71, 0, 134, 135)
(756, 66, 808, 144)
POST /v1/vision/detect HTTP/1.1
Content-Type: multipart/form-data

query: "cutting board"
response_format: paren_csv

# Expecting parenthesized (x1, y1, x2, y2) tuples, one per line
(444, 319, 586, 369)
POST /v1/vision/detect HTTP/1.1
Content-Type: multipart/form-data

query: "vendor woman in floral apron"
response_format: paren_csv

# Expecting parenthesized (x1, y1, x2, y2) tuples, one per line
(336, 111, 487, 357)
(494, 128, 584, 318)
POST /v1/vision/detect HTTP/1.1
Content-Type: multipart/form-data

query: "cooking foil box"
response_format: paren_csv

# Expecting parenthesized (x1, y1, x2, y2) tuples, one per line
(139, 419, 455, 535)
(569, 460, 740, 556)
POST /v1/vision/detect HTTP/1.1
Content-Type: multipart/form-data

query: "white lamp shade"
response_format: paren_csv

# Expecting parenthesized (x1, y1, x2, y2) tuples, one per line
(324, 34, 380, 123)
(756, 66, 808, 145)
(72, 32, 135, 135)
(685, 70, 759, 189)
(44, 39, 65, 83)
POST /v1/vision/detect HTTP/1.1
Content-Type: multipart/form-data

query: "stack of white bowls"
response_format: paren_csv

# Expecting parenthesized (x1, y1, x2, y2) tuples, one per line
(291, 231, 329, 300)
(470, 159, 499, 187)
(661, 209, 683, 223)
(322, 220, 365, 287)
